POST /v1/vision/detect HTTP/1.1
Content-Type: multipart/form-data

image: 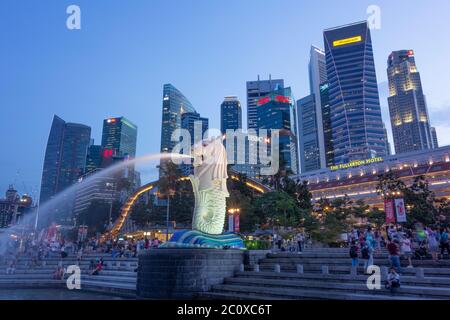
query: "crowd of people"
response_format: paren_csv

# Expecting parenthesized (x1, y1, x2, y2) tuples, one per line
(348, 224, 450, 294)
(272, 232, 309, 252)
(1, 233, 166, 279)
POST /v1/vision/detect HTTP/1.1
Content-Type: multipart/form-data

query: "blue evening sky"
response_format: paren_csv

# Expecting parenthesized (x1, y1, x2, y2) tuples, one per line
(2, 0, 450, 198)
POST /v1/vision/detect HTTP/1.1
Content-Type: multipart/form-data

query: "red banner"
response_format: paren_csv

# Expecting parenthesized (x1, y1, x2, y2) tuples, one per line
(384, 199, 396, 224)
(233, 214, 240, 233)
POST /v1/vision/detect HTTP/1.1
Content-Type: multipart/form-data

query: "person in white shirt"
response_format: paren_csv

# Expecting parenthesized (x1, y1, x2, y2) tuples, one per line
(385, 267, 401, 294)
(400, 235, 413, 268)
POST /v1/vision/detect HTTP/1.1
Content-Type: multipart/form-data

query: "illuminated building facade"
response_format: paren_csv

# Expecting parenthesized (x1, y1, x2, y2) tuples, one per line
(160, 84, 196, 154)
(295, 146, 450, 207)
(85, 144, 103, 174)
(0, 185, 33, 228)
(101, 117, 137, 159)
(297, 94, 321, 172)
(159, 84, 197, 177)
(72, 169, 117, 221)
(221, 96, 242, 135)
(247, 76, 284, 130)
(324, 21, 388, 164)
(257, 87, 298, 174)
(387, 50, 434, 154)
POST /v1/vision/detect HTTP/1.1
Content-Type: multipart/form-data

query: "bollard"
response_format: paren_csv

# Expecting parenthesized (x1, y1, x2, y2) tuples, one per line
(274, 264, 281, 273)
(321, 265, 329, 275)
(239, 264, 245, 272)
(254, 264, 260, 272)
(416, 268, 425, 279)
(296, 264, 304, 274)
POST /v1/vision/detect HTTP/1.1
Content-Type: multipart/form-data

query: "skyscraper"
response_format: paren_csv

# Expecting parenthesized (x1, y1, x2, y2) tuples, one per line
(221, 96, 243, 167)
(160, 84, 197, 154)
(85, 143, 103, 174)
(297, 94, 321, 173)
(180, 112, 209, 175)
(387, 50, 434, 154)
(257, 87, 298, 174)
(320, 83, 334, 167)
(431, 127, 439, 149)
(40, 115, 91, 205)
(246, 76, 284, 130)
(181, 112, 209, 147)
(160, 84, 197, 176)
(101, 117, 137, 159)
(220, 96, 242, 134)
(297, 46, 333, 173)
(324, 21, 387, 164)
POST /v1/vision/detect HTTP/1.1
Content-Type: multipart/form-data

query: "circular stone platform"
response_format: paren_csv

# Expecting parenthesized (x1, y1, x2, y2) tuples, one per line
(137, 248, 243, 299)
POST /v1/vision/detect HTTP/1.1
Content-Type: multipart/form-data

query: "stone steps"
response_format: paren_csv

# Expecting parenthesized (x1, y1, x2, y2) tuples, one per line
(206, 248, 450, 300)
(256, 263, 450, 277)
(207, 284, 427, 300)
(261, 257, 450, 267)
(222, 276, 450, 299)
(82, 275, 136, 284)
(80, 280, 136, 298)
(236, 271, 450, 288)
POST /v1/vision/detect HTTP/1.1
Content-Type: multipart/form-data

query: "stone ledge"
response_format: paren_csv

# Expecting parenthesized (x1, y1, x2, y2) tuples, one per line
(137, 248, 243, 299)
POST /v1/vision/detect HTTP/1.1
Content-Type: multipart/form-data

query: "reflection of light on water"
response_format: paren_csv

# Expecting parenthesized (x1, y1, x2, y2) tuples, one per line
(0, 153, 189, 255)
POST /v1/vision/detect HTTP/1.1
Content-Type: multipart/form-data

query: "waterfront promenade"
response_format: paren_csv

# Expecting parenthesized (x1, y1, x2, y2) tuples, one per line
(2, 248, 450, 300)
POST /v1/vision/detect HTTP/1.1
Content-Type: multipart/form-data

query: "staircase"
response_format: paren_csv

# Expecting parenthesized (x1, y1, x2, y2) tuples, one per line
(200, 248, 450, 300)
(0, 253, 137, 298)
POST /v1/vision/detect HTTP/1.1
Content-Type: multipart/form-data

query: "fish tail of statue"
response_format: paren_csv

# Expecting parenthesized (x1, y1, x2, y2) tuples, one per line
(189, 175, 227, 235)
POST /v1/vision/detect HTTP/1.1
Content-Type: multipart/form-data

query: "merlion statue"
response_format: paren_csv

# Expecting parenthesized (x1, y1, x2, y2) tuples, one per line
(161, 137, 244, 249)
(190, 137, 229, 235)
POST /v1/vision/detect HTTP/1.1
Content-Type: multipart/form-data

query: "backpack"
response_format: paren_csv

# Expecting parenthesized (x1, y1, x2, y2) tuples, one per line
(349, 246, 358, 258)
(441, 232, 449, 244)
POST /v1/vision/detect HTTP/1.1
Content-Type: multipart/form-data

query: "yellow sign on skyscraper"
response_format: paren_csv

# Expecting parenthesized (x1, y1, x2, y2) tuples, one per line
(333, 36, 362, 47)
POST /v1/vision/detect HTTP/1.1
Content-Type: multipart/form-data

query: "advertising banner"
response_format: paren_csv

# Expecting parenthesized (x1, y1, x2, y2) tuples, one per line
(395, 198, 407, 223)
(233, 213, 240, 233)
(384, 199, 396, 224)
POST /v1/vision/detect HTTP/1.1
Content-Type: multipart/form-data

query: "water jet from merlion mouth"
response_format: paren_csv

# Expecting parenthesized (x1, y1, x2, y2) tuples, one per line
(0, 152, 191, 255)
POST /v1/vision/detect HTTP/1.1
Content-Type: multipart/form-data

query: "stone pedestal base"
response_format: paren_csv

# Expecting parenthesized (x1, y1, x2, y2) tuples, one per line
(137, 248, 243, 299)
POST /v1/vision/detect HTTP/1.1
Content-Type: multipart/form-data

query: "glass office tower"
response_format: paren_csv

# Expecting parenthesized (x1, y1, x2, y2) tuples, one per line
(40, 115, 91, 204)
(220, 96, 242, 134)
(160, 84, 197, 154)
(101, 117, 137, 159)
(387, 50, 434, 154)
(39, 115, 91, 225)
(324, 21, 387, 164)
(257, 87, 298, 175)
(247, 76, 284, 130)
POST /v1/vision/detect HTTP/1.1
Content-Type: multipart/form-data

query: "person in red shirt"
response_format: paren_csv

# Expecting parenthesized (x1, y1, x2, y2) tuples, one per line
(387, 240, 402, 273)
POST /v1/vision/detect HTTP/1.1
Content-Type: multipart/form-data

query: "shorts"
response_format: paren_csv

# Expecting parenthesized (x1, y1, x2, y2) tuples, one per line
(402, 252, 412, 258)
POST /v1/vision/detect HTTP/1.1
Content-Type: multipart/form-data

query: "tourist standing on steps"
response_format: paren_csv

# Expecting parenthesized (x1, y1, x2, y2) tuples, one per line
(400, 233, 413, 268)
(296, 233, 304, 253)
(440, 228, 450, 258)
(387, 239, 402, 273)
(374, 229, 382, 252)
(365, 227, 375, 268)
(349, 240, 359, 267)
(427, 227, 440, 261)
